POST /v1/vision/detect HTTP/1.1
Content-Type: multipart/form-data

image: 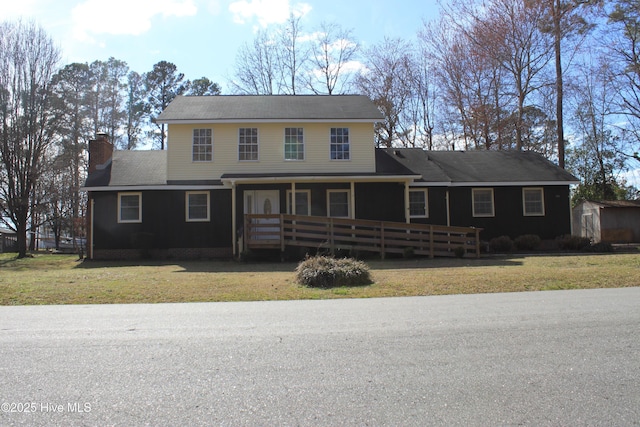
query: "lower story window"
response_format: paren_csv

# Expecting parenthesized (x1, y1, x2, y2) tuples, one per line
(287, 190, 311, 215)
(409, 189, 428, 218)
(186, 191, 210, 222)
(472, 188, 494, 217)
(118, 192, 141, 223)
(523, 188, 545, 216)
(327, 190, 350, 218)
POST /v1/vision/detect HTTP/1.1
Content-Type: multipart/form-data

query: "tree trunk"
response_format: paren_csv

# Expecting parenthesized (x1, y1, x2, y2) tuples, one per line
(553, 0, 565, 168)
(16, 221, 28, 259)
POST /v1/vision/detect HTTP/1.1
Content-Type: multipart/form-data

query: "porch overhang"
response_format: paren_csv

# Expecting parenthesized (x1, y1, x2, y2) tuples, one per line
(409, 180, 581, 187)
(81, 184, 227, 192)
(221, 173, 422, 186)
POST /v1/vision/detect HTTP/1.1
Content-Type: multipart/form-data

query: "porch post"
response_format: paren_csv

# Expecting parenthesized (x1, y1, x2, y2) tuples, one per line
(446, 189, 451, 227)
(231, 181, 237, 257)
(567, 190, 573, 237)
(291, 181, 296, 216)
(89, 198, 95, 259)
(350, 181, 355, 219)
(404, 181, 410, 224)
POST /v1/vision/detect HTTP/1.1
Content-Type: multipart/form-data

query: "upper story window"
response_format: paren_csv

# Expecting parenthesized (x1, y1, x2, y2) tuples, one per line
(238, 128, 258, 161)
(523, 188, 545, 216)
(409, 189, 429, 218)
(186, 191, 210, 222)
(118, 192, 141, 223)
(284, 128, 304, 160)
(472, 188, 495, 217)
(330, 128, 350, 160)
(192, 128, 212, 162)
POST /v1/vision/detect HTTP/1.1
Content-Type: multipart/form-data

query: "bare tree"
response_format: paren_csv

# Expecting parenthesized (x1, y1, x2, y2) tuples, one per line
(39, 150, 76, 250)
(471, 0, 554, 150)
(306, 22, 359, 95)
(429, 0, 554, 152)
(422, 17, 475, 149)
(567, 56, 630, 201)
(0, 20, 61, 258)
(534, 0, 603, 168)
(230, 30, 278, 94)
(421, 15, 508, 150)
(608, 0, 640, 160)
(276, 13, 307, 94)
(356, 37, 416, 147)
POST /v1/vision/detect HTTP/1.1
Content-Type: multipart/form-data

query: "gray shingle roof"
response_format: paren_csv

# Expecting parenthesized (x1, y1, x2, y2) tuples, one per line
(427, 150, 578, 183)
(376, 149, 450, 182)
(108, 150, 167, 186)
(83, 150, 167, 188)
(378, 149, 579, 184)
(84, 148, 578, 188)
(157, 95, 383, 122)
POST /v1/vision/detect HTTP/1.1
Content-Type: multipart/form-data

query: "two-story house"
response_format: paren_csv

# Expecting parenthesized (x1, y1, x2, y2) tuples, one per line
(83, 95, 578, 260)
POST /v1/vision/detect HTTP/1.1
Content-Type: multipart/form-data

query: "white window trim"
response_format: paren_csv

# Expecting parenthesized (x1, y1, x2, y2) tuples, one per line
(185, 191, 211, 222)
(409, 189, 429, 218)
(472, 188, 495, 217)
(286, 189, 311, 215)
(327, 189, 351, 218)
(329, 128, 351, 161)
(238, 127, 259, 162)
(192, 128, 213, 162)
(522, 187, 545, 216)
(117, 192, 142, 223)
(284, 127, 305, 161)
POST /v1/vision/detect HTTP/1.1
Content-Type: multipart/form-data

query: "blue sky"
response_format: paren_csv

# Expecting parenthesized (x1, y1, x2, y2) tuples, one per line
(0, 0, 442, 91)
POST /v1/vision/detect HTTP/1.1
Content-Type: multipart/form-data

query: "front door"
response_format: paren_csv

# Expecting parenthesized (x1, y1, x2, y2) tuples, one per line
(245, 190, 280, 240)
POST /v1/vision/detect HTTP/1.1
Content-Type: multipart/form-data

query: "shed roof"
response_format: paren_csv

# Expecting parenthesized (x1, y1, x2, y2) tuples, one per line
(0, 227, 16, 235)
(157, 95, 384, 123)
(583, 200, 640, 208)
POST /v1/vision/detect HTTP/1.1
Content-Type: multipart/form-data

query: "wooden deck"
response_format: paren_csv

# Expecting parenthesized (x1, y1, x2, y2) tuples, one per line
(244, 214, 482, 258)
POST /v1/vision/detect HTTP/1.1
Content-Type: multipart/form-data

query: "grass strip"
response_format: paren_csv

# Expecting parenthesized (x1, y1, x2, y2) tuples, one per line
(0, 252, 638, 305)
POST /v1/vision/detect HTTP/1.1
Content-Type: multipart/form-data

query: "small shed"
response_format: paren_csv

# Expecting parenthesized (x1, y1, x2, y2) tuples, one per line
(0, 227, 18, 253)
(572, 200, 640, 243)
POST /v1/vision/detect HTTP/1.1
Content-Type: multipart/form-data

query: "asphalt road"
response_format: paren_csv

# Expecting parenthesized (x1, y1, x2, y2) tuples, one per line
(0, 288, 639, 426)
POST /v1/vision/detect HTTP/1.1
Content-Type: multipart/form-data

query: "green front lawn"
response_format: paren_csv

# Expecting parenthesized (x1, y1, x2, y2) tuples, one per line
(0, 252, 638, 305)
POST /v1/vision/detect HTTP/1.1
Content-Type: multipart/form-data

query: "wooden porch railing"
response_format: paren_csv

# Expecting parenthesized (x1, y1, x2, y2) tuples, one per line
(244, 214, 482, 258)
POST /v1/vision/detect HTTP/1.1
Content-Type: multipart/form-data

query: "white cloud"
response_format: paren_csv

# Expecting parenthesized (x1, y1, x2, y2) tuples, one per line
(0, 1, 38, 20)
(71, 0, 197, 41)
(229, 0, 311, 27)
(0, 0, 57, 21)
(207, 0, 222, 16)
(341, 60, 365, 74)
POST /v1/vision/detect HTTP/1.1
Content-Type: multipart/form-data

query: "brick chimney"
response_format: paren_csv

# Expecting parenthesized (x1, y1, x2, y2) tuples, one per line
(88, 133, 114, 174)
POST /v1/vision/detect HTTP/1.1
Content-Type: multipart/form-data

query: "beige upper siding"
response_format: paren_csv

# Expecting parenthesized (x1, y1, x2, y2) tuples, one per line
(167, 122, 377, 181)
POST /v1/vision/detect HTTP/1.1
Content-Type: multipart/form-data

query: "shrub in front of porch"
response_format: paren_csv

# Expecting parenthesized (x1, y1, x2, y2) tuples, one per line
(295, 256, 372, 288)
